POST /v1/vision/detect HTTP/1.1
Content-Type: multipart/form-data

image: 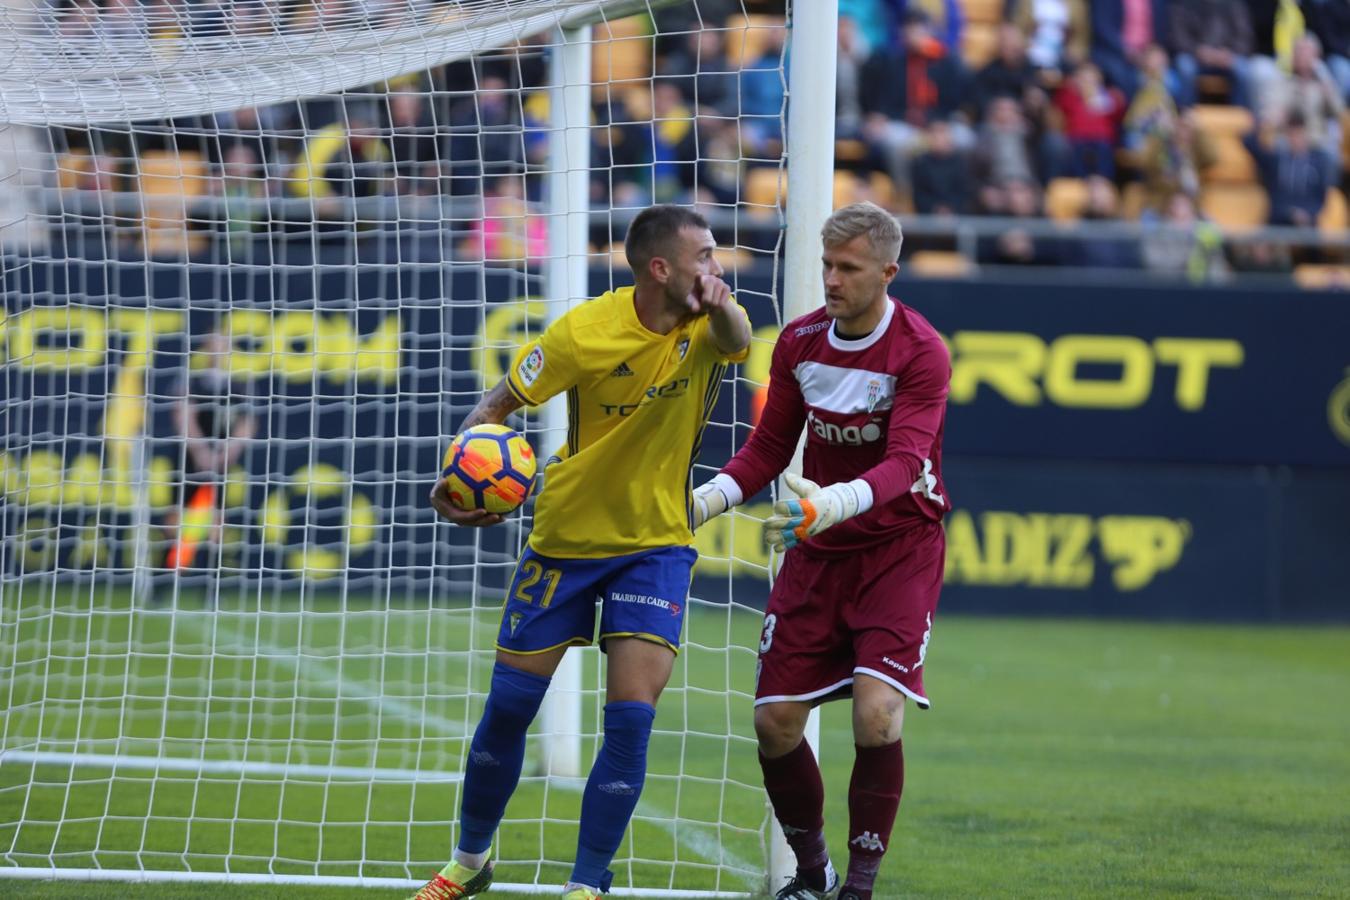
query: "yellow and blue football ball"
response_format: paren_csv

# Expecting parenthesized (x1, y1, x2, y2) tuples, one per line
(440, 424, 537, 514)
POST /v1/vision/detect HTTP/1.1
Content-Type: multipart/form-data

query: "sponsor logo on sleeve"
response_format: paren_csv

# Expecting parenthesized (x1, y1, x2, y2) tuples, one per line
(518, 346, 544, 387)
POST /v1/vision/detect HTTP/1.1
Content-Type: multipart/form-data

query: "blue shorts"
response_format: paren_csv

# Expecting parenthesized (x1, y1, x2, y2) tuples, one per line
(496, 545, 696, 656)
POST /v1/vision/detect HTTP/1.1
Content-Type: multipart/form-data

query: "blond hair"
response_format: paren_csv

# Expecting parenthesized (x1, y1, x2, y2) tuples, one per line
(820, 201, 903, 264)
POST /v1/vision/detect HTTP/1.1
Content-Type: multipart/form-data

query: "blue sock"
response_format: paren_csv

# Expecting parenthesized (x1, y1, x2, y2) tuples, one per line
(457, 662, 551, 855)
(570, 701, 656, 890)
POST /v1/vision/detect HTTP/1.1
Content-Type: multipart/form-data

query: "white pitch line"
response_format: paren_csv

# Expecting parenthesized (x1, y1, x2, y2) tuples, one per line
(0, 749, 462, 783)
(195, 612, 468, 739)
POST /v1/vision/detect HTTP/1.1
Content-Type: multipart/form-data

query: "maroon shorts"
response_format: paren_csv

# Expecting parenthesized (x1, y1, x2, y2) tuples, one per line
(754, 521, 944, 709)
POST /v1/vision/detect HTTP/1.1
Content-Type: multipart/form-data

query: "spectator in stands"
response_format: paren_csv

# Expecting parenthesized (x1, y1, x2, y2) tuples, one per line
(218, 144, 267, 253)
(1248, 111, 1334, 227)
(1005, 0, 1090, 77)
(1138, 109, 1217, 216)
(289, 110, 389, 204)
(658, 28, 735, 114)
(59, 0, 99, 39)
(1089, 0, 1168, 96)
(838, 0, 904, 55)
(1303, 0, 1350, 102)
(1142, 191, 1229, 282)
(973, 97, 1040, 212)
(1055, 61, 1126, 177)
(1124, 44, 1179, 150)
(692, 116, 742, 207)
(650, 81, 698, 204)
(1166, 0, 1254, 108)
(386, 88, 441, 196)
(1256, 35, 1344, 162)
(1071, 175, 1141, 268)
(460, 175, 547, 264)
(446, 76, 527, 196)
(739, 24, 787, 156)
(911, 120, 970, 215)
(860, 9, 972, 187)
(974, 23, 1041, 117)
(99, 0, 148, 39)
(836, 14, 869, 140)
(981, 178, 1057, 265)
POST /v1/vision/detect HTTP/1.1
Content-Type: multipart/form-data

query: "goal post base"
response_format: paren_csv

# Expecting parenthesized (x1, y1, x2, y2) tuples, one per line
(0, 866, 753, 897)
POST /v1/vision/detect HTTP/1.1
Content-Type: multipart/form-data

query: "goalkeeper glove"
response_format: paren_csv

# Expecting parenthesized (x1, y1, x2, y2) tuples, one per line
(763, 472, 872, 550)
(691, 473, 743, 529)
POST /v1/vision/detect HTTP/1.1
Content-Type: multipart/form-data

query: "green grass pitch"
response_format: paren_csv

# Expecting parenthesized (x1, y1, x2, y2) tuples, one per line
(1, 585, 1347, 899)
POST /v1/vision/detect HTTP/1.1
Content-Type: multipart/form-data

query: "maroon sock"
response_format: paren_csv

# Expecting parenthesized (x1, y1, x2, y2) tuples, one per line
(844, 740, 904, 900)
(759, 739, 829, 889)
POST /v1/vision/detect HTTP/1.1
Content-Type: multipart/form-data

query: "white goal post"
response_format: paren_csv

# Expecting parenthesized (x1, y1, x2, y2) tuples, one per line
(0, 0, 838, 895)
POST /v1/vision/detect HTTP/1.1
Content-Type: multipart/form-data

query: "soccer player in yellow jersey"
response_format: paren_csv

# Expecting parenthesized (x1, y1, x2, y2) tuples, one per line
(412, 205, 751, 900)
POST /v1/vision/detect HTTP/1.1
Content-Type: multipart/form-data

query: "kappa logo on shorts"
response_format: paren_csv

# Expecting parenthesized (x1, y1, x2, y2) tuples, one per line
(882, 656, 910, 674)
(916, 612, 932, 670)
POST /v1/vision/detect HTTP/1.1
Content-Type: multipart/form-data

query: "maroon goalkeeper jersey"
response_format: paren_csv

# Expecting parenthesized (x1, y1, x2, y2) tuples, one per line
(722, 297, 950, 555)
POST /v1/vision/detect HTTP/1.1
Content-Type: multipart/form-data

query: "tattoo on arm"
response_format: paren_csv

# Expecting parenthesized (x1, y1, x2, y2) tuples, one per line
(460, 378, 525, 430)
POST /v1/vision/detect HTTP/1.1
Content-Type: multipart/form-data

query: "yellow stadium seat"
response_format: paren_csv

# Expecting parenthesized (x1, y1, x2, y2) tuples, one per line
(1294, 264, 1350, 290)
(959, 0, 1004, 25)
(908, 250, 975, 278)
(1121, 181, 1147, 220)
(139, 150, 208, 196)
(1319, 187, 1347, 232)
(1199, 183, 1269, 231)
(1045, 177, 1089, 222)
(138, 150, 208, 258)
(1205, 133, 1257, 184)
(724, 14, 783, 68)
(592, 16, 651, 85)
(833, 170, 863, 209)
(835, 139, 869, 163)
(961, 23, 999, 69)
(868, 171, 897, 210)
(744, 166, 783, 210)
(713, 246, 756, 272)
(56, 150, 94, 190)
(1191, 104, 1254, 137)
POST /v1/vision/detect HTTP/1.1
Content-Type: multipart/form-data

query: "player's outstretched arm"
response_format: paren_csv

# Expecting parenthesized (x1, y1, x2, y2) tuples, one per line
(429, 378, 524, 527)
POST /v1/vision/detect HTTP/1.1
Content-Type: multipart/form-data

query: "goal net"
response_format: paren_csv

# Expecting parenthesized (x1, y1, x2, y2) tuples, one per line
(0, 0, 801, 894)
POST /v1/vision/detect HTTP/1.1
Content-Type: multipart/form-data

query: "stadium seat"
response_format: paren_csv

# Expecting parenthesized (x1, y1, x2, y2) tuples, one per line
(833, 170, 863, 209)
(592, 16, 650, 85)
(959, 0, 1004, 25)
(724, 14, 783, 68)
(713, 246, 756, 272)
(1206, 133, 1257, 184)
(1199, 183, 1269, 231)
(138, 150, 208, 257)
(1191, 104, 1254, 137)
(835, 139, 869, 164)
(1045, 178, 1089, 222)
(56, 150, 94, 190)
(1319, 187, 1347, 233)
(961, 23, 999, 69)
(868, 171, 897, 210)
(1293, 264, 1350, 290)
(1120, 181, 1147, 220)
(744, 166, 783, 212)
(908, 250, 975, 278)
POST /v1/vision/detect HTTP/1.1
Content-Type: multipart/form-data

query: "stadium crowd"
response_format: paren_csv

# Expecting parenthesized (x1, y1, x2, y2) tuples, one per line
(46, 0, 1350, 280)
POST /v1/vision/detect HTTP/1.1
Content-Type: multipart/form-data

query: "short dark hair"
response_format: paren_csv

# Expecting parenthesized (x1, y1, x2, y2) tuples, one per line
(624, 205, 709, 274)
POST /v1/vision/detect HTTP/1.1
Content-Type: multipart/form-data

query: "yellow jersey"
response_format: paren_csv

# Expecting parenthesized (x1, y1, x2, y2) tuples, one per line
(504, 286, 750, 558)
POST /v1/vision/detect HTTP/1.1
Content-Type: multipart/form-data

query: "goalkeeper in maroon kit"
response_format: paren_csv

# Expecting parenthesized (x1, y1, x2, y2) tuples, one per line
(692, 202, 949, 900)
